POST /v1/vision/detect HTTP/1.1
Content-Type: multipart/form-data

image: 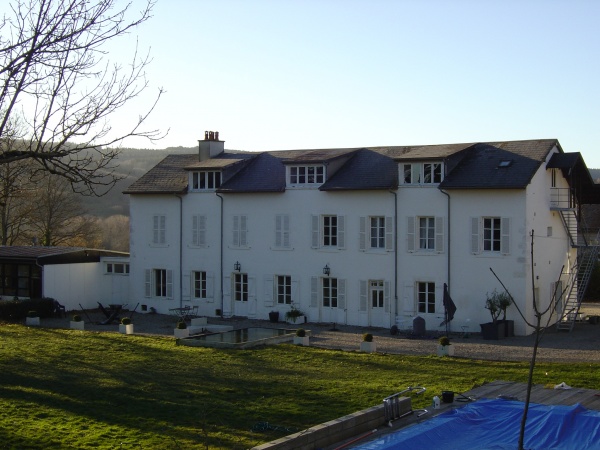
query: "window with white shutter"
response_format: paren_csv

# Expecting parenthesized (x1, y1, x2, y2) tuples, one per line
(275, 214, 291, 249)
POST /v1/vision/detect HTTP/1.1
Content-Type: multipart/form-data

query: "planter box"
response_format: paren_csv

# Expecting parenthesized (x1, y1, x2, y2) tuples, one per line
(70, 321, 85, 330)
(191, 317, 207, 326)
(480, 322, 506, 340)
(437, 344, 454, 357)
(25, 317, 40, 326)
(293, 336, 310, 346)
(119, 324, 134, 335)
(360, 341, 376, 353)
(174, 328, 189, 338)
(287, 315, 306, 325)
(498, 319, 514, 337)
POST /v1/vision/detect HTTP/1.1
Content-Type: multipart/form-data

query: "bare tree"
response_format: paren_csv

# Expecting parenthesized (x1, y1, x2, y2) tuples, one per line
(491, 230, 568, 450)
(0, 0, 164, 196)
(26, 172, 101, 246)
(97, 214, 129, 251)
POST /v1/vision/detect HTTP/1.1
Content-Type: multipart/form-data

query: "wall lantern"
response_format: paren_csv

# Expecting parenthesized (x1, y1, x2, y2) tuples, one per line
(323, 264, 330, 276)
(234, 261, 241, 272)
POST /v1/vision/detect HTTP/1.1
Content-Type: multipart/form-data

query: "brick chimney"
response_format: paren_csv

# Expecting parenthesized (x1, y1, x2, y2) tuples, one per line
(198, 131, 224, 161)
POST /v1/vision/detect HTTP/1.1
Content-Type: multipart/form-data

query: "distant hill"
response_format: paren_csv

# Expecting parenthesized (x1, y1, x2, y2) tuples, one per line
(86, 146, 196, 217)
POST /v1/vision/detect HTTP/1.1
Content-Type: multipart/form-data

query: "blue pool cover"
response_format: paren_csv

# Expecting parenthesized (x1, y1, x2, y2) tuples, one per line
(355, 398, 600, 449)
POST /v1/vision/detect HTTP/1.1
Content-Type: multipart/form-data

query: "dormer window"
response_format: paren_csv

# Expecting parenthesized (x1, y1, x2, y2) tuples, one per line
(402, 162, 443, 185)
(498, 160, 512, 168)
(191, 171, 221, 191)
(288, 165, 325, 186)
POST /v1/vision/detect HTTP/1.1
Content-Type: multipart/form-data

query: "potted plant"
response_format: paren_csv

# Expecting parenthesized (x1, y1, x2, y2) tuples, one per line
(268, 310, 280, 323)
(174, 320, 189, 338)
(360, 333, 376, 353)
(437, 336, 454, 356)
(293, 328, 309, 346)
(285, 306, 306, 324)
(70, 314, 85, 330)
(119, 317, 134, 335)
(25, 310, 40, 326)
(480, 290, 510, 340)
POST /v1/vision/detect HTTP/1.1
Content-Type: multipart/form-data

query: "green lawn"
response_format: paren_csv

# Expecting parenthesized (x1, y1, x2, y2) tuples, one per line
(1, 324, 599, 449)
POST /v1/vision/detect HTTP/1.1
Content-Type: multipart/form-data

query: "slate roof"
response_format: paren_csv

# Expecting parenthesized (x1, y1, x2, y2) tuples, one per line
(439, 139, 558, 189)
(320, 149, 398, 191)
(124, 138, 599, 198)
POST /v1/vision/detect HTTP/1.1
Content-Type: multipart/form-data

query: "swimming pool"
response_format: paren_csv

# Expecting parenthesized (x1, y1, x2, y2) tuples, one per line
(176, 327, 297, 349)
(354, 398, 600, 449)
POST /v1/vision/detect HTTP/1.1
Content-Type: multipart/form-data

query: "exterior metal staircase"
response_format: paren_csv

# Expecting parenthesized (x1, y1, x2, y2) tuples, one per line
(556, 241, 599, 331)
(551, 188, 599, 332)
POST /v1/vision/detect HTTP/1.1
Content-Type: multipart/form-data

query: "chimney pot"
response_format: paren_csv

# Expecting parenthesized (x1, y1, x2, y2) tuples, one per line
(204, 131, 209, 140)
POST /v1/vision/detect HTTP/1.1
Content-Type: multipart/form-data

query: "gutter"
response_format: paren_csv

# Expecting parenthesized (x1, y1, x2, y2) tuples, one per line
(390, 189, 398, 327)
(216, 193, 224, 317)
(176, 194, 183, 309)
(440, 189, 451, 291)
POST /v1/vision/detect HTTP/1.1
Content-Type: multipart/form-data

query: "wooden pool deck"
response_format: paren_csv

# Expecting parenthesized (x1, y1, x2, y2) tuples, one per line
(329, 380, 600, 449)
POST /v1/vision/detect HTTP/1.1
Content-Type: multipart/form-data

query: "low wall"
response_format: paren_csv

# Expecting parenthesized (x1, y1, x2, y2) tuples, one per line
(252, 397, 411, 450)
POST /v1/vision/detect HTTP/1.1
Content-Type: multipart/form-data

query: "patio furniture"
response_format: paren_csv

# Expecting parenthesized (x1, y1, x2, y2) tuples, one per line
(98, 302, 126, 325)
(169, 305, 198, 322)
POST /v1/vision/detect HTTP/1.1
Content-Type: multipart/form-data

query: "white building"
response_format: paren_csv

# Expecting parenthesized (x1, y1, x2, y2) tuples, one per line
(0, 246, 130, 311)
(125, 133, 600, 335)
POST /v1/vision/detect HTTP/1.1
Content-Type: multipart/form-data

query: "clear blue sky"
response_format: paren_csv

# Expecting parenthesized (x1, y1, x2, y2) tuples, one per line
(12, 1, 600, 167)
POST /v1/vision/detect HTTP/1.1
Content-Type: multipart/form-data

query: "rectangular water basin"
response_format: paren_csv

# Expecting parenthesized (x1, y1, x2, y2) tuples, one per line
(177, 327, 297, 349)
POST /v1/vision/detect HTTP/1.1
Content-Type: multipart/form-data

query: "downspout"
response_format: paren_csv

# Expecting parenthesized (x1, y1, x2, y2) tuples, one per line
(440, 189, 451, 290)
(216, 193, 224, 317)
(176, 194, 183, 309)
(390, 189, 398, 326)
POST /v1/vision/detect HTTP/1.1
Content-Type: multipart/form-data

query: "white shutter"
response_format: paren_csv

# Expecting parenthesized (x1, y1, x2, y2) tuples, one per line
(359, 216, 367, 251)
(275, 215, 282, 248)
(501, 217, 510, 255)
(337, 215, 345, 249)
(240, 215, 248, 247)
(338, 279, 346, 309)
(385, 216, 394, 251)
(471, 217, 480, 254)
(233, 216, 239, 247)
(159, 215, 166, 244)
(310, 277, 318, 308)
(403, 282, 415, 314)
(292, 279, 299, 305)
(206, 272, 214, 303)
(283, 215, 290, 248)
(384, 280, 391, 313)
(248, 276, 256, 303)
(192, 215, 199, 246)
(223, 276, 231, 315)
(359, 280, 368, 312)
(153, 216, 159, 244)
(311, 215, 319, 248)
(182, 272, 191, 301)
(435, 217, 444, 253)
(144, 269, 151, 297)
(166, 269, 173, 299)
(264, 276, 274, 307)
(198, 215, 207, 246)
(407, 216, 415, 252)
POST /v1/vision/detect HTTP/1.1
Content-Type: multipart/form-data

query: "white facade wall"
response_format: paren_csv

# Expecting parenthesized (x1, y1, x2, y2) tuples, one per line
(43, 257, 129, 311)
(127, 153, 576, 336)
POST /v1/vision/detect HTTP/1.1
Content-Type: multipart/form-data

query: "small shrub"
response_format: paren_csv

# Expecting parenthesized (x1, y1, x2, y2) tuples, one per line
(120, 317, 131, 325)
(27, 310, 38, 318)
(439, 336, 451, 346)
(296, 328, 306, 337)
(72, 315, 82, 322)
(363, 333, 373, 342)
(176, 321, 187, 329)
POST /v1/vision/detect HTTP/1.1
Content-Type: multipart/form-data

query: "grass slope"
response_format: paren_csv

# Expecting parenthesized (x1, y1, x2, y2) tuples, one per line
(1, 325, 598, 449)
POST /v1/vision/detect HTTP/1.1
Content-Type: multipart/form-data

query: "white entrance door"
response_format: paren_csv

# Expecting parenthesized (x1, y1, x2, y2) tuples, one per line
(232, 272, 249, 317)
(368, 280, 390, 328)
